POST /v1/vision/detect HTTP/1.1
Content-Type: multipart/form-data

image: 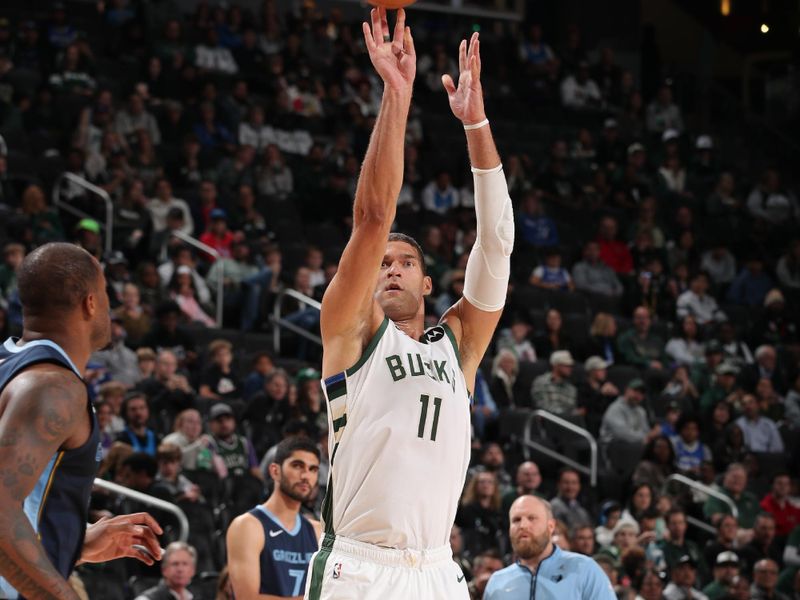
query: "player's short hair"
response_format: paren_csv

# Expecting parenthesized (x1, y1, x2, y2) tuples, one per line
(17, 242, 101, 316)
(387, 232, 427, 275)
(273, 437, 320, 467)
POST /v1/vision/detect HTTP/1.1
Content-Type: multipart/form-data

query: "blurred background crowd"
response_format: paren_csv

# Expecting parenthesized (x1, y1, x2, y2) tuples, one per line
(0, 0, 799, 598)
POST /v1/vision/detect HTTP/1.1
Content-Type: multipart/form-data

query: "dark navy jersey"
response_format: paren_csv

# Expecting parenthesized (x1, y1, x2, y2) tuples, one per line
(248, 505, 318, 597)
(0, 338, 101, 600)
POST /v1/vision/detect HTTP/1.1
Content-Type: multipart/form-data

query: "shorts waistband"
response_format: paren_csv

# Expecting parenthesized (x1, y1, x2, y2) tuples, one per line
(322, 533, 453, 569)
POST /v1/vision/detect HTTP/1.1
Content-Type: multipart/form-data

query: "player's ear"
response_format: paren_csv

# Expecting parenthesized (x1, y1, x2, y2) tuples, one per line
(268, 462, 281, 482)
(422, 275, 433, 297)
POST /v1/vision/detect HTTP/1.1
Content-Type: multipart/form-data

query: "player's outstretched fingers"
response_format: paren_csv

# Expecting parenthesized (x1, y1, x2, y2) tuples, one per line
(380, 7, 390, 41)
(404, 26, 415, 56)
(458, 39, 467, 74)
(392, 8, 406, 54)
(363, 21, 376, 53)
(442, 74, 456, 96)
(370, 8, 383, 46)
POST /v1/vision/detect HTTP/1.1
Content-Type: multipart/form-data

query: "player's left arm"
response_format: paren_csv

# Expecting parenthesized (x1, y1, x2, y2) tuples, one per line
(440, 33, 513, 389)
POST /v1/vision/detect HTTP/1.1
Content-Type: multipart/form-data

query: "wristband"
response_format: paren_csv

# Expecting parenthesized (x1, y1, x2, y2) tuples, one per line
(463, 118, 489, 131)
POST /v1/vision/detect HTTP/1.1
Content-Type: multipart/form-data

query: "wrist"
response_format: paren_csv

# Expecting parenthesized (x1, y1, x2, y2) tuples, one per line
(462, 114, 488, 128)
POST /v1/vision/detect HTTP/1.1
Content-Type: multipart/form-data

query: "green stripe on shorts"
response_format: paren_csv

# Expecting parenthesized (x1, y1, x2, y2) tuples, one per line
(308, 534, 335, 600)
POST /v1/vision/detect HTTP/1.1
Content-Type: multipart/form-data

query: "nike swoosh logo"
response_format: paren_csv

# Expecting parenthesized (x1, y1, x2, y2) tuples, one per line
(456, 574, 465, 583)
(269, 530, 283, 537)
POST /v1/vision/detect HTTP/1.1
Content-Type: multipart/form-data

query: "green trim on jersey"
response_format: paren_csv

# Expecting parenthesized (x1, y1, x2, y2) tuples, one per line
(308, 534, 335, 600)
(345, 316, 389, 376)
(441, 322, 461, 368)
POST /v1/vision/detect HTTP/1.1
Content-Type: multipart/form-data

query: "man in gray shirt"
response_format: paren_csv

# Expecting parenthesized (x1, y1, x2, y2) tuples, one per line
(572, 241, 624, 297)
(600, 378, 660, 447)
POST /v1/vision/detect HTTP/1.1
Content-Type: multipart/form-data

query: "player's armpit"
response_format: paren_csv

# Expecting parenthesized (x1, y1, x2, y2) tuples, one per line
(226, 513, 266, 600)
(440, 297, 503, 390)
(0, 368, 88, 600)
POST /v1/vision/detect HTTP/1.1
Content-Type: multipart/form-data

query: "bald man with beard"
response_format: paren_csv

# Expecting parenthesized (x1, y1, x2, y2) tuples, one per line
(484, 495, 615, 599)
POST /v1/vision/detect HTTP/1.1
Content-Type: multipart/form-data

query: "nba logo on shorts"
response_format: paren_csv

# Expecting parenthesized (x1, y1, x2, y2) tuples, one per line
(332, 562, 342, 580)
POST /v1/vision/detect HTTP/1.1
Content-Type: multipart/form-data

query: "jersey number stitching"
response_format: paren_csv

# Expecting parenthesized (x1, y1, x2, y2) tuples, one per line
(417, 394, 442, 441)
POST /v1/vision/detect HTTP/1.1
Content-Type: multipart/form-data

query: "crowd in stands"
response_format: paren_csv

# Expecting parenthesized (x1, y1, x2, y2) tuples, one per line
(0, 1, 799, 599)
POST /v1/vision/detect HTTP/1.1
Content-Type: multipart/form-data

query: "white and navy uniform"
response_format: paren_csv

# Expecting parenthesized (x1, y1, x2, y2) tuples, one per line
(305, 318, 471, 600)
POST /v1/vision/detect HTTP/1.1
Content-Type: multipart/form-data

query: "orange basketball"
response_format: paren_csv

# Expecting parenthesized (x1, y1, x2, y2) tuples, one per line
(366, 0, 417, 8)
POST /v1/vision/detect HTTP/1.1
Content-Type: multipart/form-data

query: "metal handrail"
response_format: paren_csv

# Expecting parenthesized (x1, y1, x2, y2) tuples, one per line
(522, 410, 598, 487)
(54, 172, 114, 256)
(93, 478, 189, 542)
(663, 474, 738, 535)
(272, 288, 321, 354)
(170, 230, 223, 327)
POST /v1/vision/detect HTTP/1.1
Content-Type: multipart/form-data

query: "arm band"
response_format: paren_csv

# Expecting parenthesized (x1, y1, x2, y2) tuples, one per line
(462, 164, 514, 312)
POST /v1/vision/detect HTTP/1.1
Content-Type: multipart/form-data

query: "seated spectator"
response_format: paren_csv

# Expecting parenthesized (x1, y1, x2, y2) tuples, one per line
(742, 344, 788, 395)
(208, 403, 263, 481)
(663, 555, 707, 600)
(91, 315, 141, 387)
(195, 27, 238, 74)
(198, 339, 241, 401)
(700, 243, 737, 288)
(162, 408, 224, 476)
(456, 471, 504, 557)
(136, 348, 195, 420)
(660, 509, 709, 585)
(622, 483, 655, 524)
(147, 178, 194, 235)
(550, 467, 592, 530)
(699, 361, 740, 415)
(749, 559, 787, 600)
(717, 321, 754, 368)
(19, 186, 64, 245)
(468, 443, 513, 496)
(776, 239, 800, 290)
(609, 519, 640, 559)
(661, 365, 700, 415)
(518, 24, 559, 88)
(199, 209, 236, 261)
(530, 248, 573, 292)
(646, 84, 684, 134)
(753, 289, 799, 348)
(421, 171, 460, 215)
(573, 241, 624, 298)
(244, 368, 293, 457)
(671, 414, 712, 476)
(701, 400, 734, 449)
(666, 315, 705, 366)
(656, 154, 691, 200)
(755, 378, 785, 423)
(735, 393, 784, 453)
(578, 356, 618, 436)
(585, 313, 619, 365)
(193, 101, 235, 153)
(152, 443, 204, 504)
(595, 501, 622, 548)
(785, 373, 800, 431)
(467, 550, 504, 600)
(704, 516, 740, 571)
(489, 349, 518, 409)
(534, 309, 571, 357)
(677, 272, 727, 327)
(739, 513, 783, 575)
(95, 398, 116, 458)
(136, 347, 157, 381)
(746, 168, 799, 227)
(134, 542, 198, 600)
(570, 525, 596, 557)
(727, 256, 773, 307)
(531, 350, 579, 419)
(785, 526, 800, 568)
(704, 463, 762, 529)
(560, 61, 602, 110)
(501, 461, 545, 514)
(597, 216, 634, 275)
(112, 283, 151, 347)
(116, 392, 160, 456)
(98, 381, 127, 435)
(242, 351, 275, 401)
(633, 434, 676, 490)
(617, 306, 667, 370)
(169, 265, 216, 327)
(517, 190, 559, 248)
(601, 378, 660, 448)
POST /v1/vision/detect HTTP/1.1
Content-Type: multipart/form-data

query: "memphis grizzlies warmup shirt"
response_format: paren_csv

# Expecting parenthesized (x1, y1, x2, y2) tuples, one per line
(319, 317, 472, 550)
(0, 338, 101, 600)
(248, 505, 318, 596)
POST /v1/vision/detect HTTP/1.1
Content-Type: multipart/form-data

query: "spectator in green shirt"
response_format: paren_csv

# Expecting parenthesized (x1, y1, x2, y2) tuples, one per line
(659, 508, 710, 586)
(704, 462, 762, 529)
(699, 362, 741, 416)
(617, 306, 667, 370)
(702, 550, 741, 600)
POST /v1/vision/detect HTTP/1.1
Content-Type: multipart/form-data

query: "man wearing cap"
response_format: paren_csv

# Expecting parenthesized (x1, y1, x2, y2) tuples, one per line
(199, 208, 236, 261)
(578, 356, 618, 436)
(600, 378, 660, 449)
(664, 555, 709, 600)
(702, 551, 740, 600)
(699, 361, 740, 416)
(208, 403, 263, 481)
(531, 350, 580, 419)
(75, 218, 103, 259)
(735, 393, 784, 453)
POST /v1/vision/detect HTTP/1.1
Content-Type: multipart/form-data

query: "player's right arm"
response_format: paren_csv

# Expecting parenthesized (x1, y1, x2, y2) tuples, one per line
(226, 513, 286, 600)
(0, 367, 89, 600)
(320, 7, 415, 377)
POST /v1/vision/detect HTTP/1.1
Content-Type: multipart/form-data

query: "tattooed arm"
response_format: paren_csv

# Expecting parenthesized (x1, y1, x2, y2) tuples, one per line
(0, 366, 90, 600)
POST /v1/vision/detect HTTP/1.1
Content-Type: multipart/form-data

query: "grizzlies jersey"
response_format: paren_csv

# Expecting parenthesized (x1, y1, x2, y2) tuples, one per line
(248, 505, 318, 596)
(0, 338, 101, 600)
(320, 318, 471, 550)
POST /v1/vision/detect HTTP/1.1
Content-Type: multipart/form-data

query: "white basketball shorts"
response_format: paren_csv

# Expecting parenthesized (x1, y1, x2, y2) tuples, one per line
(304, 533, 469, 600)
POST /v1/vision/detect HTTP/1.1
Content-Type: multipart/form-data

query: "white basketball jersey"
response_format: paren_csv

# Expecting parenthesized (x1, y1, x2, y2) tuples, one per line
(320, 317, 471, 550)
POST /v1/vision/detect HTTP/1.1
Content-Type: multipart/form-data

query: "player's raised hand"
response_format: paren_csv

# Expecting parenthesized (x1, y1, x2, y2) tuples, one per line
(442, 32, 486, 125)
(362, 7, 416, 92)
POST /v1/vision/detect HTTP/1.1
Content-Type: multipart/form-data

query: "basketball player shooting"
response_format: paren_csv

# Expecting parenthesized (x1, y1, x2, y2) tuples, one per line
(305, 8, 513, 600)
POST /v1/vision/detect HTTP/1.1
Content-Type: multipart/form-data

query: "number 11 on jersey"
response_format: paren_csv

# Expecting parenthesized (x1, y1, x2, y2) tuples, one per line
(417, 394, 442, 441)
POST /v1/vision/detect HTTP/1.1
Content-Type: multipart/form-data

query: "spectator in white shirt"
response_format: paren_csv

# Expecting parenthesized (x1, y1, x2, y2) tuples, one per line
(560, 62, 602, 110)
(676, 272, 726, 326)
(238, 105, 269, 151)
(421, 171, 460, 215)
(115, 92, 161, 146)
(147, 178, 194, 235)
(735, 394, 784, 453)
(665, 315, 705, 366)
(776, 239, 800, 290)
(700, 244, 737, 287)
(195, 28, 238, 75)
(747, 168, 799, 226)
(646, 84, 684, 134)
